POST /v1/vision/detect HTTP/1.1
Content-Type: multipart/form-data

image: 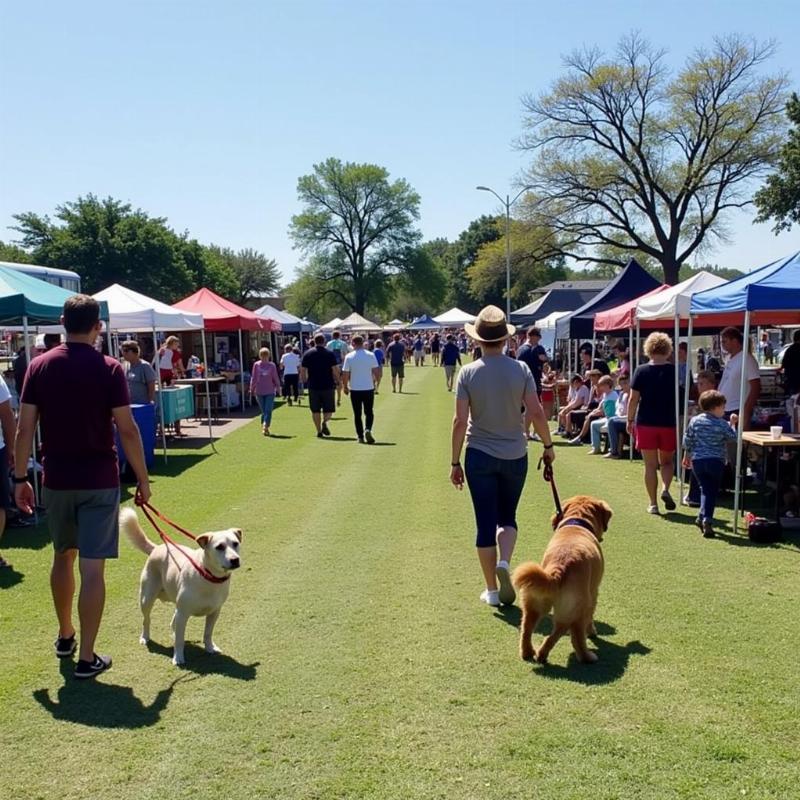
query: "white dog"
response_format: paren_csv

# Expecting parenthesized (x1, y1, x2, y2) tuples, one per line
(121, 507, 242, 666)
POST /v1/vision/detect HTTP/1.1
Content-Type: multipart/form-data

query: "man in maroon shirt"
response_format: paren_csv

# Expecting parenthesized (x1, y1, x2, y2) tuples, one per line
(14, 295, 152, 680)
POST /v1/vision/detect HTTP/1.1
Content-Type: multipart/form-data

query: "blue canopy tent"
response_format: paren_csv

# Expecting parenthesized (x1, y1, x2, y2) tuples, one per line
(689, 250, 800, 532)
(408, 314, 441, 330)
(511, 288, 601, 327)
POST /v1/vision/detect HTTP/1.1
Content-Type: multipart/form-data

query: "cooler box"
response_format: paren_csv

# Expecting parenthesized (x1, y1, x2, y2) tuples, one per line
(156, 385, 195, 424)
(117, 403, 156, 470)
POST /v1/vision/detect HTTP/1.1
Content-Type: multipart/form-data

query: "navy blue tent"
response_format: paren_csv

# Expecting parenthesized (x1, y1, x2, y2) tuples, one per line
(408, 314, 441, 330)
(554, 259, 661, 340)
(511, 288, 601, 327)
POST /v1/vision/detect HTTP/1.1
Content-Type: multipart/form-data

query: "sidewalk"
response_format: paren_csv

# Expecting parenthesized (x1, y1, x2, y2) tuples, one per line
(167, 406, 261, 444)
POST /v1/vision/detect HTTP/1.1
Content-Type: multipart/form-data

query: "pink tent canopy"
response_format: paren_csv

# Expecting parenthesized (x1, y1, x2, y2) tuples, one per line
(173, 288, 281, 331)
(593, 285, 669, 332)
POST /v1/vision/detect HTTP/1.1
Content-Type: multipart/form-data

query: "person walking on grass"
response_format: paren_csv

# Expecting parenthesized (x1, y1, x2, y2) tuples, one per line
(14, 295, 151, 680)
(441, 334, 462, 392)
(0, 373, 17, 570)
(250, 348, 281, 436)
(450, 305, 555, 608)
(341, 335, 380, 444)
(280, 343, 301, 406)
(373, 339, 385, 394)
(386, 333, 406, 393)
(682, 390, 738, 538)
(301, 333, 339, 438)
(327, 330, 348, 407)
(627, 332, 677, 515)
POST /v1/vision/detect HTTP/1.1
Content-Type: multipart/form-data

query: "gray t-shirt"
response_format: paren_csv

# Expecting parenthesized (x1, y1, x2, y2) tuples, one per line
(456, 355, 535, 460)
(124, 360, 156, 405)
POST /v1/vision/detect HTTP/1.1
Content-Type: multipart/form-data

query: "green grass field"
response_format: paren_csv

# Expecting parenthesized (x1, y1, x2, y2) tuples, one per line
(1, 365, 798, 800)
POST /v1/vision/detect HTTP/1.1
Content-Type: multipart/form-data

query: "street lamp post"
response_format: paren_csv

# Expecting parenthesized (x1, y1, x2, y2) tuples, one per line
(476, 184, 534, 319)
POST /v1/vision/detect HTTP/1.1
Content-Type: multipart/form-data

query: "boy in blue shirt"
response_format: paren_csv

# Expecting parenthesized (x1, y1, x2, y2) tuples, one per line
(682, 390, 738, 538)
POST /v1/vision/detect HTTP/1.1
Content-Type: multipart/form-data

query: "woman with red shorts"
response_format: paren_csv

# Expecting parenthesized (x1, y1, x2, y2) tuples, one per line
(627, 332, 677, 515)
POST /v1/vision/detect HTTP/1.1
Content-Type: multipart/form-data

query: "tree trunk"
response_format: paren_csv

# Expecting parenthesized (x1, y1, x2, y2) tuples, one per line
(660, 257, 681, 286)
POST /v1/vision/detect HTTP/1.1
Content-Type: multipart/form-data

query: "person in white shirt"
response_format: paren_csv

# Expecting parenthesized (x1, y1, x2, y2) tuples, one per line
(280, 344, 302, 406)
(341, 335, 380, 444)
(718, 327, 761, 430)
(556, 374, 590, 436)
(0, 374, 17, 569)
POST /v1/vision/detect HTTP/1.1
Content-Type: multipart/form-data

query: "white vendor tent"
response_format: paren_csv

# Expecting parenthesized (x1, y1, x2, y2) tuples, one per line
(534, 311, 570, 357)
(433, 307, 476, 326)
(635, 271, 728, 323)
(384, 318, 407, 330)
(320, 316, 343, 331)
(338, 312, 382, 332)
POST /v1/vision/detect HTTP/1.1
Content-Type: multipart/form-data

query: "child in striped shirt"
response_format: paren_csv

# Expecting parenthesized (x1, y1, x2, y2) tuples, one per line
(682, 390, 738, 538)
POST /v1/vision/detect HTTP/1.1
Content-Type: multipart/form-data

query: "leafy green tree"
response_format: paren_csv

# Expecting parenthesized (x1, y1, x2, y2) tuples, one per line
(208, 245, 281, 305)
(755, 92, 800, 232)
(179, 238, 240, 300)
(468, 219, 567, 307)
(387, 246, 448, 319)
(283, 256, 352, 321)
(446, 216, 501, 309)
(11, 195, 194, 301)
(0, 241, 33, 263)
(289, 158, 422, 314)
(520, 34, 789, 284)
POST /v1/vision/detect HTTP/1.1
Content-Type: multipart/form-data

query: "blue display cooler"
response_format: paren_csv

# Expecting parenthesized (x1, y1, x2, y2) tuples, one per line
(155, 385, 195, 424)
(117, 403, 156, 470)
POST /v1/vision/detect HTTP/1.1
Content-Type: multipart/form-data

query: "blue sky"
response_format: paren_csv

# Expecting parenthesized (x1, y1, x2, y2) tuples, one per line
(1, 0, 799, 286)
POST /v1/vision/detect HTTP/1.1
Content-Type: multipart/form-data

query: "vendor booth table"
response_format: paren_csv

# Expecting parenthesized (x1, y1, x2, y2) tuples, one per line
(739, 431, 800, 524)
(155, 385, 194, 426)
(174, 376, 227, 416)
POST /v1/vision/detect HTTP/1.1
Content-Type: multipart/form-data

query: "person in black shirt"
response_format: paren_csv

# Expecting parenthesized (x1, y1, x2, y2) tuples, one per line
(579, 345, 610, 376)
(627, 332, 678, 515)
(516, 326, 549, 395)
(300, 333, 339, 438)
(781, 330, 800, 396)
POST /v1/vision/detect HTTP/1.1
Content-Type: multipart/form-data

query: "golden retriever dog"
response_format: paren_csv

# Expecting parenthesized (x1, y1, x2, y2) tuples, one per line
(121, 507, 242, 666)
(512, 495, 612, 664)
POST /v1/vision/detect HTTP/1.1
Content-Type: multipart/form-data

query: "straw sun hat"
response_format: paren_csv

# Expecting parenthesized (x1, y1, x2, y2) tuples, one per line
(464, 305, 516, 344)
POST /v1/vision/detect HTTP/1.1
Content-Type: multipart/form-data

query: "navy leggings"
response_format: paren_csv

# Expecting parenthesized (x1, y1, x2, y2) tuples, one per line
(464, 447, 528, 547)
(692, 458, 724, 523)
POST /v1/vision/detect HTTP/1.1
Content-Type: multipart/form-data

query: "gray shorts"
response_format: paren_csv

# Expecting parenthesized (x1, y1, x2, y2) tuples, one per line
(43, 487, 121, 559)
(444, 365, 456, 379)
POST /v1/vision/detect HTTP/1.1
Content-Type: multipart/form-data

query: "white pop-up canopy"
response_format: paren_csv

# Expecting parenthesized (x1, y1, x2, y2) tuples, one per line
(320, 316, 343, 331)
(433, 307, 476, 326)
(635, 271, 728, 322)
(338, 312, 382, 332)
(95, 283, 205, 331)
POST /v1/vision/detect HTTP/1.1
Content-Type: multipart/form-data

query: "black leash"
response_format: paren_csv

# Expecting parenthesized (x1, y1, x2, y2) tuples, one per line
(538, 456, 563, 522)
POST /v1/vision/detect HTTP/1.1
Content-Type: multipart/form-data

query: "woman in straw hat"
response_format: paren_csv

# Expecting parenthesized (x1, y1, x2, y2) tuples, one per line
(450, 305, 555, 607)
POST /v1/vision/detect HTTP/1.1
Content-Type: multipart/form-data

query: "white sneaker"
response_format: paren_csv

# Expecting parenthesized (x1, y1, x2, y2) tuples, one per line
(647, 504, 660, 515)
(569, 436, 583, 445)
(588, 448, 601, 455)
(495, 562, 516, 605)
(479, 589, 500, 607)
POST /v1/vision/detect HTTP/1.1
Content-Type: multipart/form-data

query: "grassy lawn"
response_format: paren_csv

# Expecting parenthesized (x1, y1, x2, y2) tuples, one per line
(1, 365, 798, 800)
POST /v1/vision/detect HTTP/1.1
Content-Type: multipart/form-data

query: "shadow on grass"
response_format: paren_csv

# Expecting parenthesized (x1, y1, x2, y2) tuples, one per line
(2, 516, 51, 552)
(493, 606, 616, 638)
(534, 638, 652, 685)
(32, 660, 184, 729)
(368, 442, 396, 447)
(265, 434, 295, 440)
(0, 563, 24, 588)
(714, 529, 800, 551)
(144, 640, 260, 680)
(322, 436, 359, 442)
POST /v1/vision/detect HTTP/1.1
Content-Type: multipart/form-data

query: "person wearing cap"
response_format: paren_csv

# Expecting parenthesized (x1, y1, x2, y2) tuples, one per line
(450, 305, 555, 608)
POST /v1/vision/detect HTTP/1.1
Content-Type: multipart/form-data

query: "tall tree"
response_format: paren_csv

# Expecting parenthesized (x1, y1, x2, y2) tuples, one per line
(289, 158, 422, 314)
(11, 195, 194, 301)
(0, 241, 33, 263)
(519, 34, 789, 284)
(179, 238, 240, 300)
(468, 219, 567, 307)
(207, 245, 281, 305)
(447, 216, 502, 309)
(754, 92, 800, 232)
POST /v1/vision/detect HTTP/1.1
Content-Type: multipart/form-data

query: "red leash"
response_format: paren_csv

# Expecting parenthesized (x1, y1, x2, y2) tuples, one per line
(537, 456, 563, 523)
(136, 500, 229, 584)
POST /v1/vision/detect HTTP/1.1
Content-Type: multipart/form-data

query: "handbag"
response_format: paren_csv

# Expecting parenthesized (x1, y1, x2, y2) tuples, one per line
(744, 513, 783, 544)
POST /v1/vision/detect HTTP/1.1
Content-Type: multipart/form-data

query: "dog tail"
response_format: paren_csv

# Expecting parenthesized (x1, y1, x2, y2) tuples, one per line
(120, 507, 155, 556)
(512, 561, 564, 598)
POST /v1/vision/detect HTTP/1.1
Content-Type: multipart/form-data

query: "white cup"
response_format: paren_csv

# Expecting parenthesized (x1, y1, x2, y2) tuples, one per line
(770, 425, 783, 440)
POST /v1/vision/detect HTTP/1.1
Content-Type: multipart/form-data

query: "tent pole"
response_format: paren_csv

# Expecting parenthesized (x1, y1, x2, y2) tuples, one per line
(733, 310, 751, 535)
(238, 328, 245, 412)
(682, 315, 694, 503)
(22, 316, 40, 521)
(153, 327, 168, 462)
(675, 314, 682, 501)
(201, 329, 217, 454)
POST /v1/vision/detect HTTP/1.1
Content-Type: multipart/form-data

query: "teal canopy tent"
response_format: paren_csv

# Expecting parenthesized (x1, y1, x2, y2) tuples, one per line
(0, 265, 107, 325)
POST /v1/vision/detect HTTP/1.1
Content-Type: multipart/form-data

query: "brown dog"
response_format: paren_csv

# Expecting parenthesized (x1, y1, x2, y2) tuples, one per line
(512, 495, 612, 664)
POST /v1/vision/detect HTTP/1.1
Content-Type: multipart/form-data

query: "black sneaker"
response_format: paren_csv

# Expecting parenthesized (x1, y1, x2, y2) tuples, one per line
(74, 653, 112, 680)
(364, 430, 375, 444)
(358, 436, 364, 443)
(702, 521, 716, 539)
(661, 491, 676, 511)
(317, 431, 324, 439)
(321, 422, 331, 436)
(55, 634, 77, 658)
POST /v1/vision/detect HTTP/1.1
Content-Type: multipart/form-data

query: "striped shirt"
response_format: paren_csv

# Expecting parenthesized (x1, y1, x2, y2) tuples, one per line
(682, 413, 736, 461)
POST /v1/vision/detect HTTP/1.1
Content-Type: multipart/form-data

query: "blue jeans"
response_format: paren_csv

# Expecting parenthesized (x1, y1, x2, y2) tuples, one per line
(464, 447, 528, 548)
(692, 458, 724, 523)
(590, 419, 606, 451)
(607, 417, 627, 454)
(257, 394, 275, 426)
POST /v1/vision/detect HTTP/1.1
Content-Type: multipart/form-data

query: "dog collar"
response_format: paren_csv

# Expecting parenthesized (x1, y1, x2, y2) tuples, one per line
(557, 517, 597, 535)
